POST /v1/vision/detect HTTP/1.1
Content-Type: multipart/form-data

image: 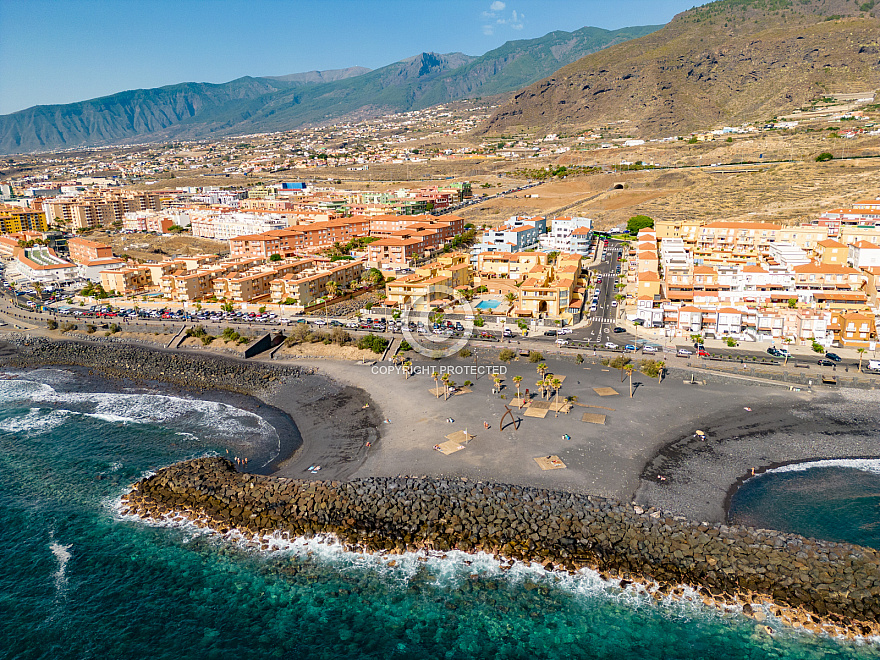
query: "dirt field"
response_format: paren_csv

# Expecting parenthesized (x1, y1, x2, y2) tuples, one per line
(86, 230, 229, 262)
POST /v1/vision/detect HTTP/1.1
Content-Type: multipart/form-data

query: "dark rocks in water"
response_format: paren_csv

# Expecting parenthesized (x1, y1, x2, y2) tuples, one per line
(123, 456, 880, 639)
(2, 335, 307, 394)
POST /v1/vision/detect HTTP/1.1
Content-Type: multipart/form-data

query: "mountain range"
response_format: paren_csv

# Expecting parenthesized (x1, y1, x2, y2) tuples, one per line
(0, 24, 660, 154)
(484, 0, 880, 137)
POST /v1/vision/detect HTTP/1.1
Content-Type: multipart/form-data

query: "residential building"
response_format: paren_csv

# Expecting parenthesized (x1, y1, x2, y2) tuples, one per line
(101, 266, 152, 295)
(0, 204, 47, 233)
(828, 310, 877, 347)
(269, 259, 365, 307)
(514, 253, 584, 322)
(384, 253, 473, 308)
(122, 211, 174, 233)
(538, 216, 592, 254)
(14, 247, 77, 283)
(68, 237, 113, 264)
(814, 239, 848, 265)
(472, 216, 547, 255)
(848, 241, 880, 269)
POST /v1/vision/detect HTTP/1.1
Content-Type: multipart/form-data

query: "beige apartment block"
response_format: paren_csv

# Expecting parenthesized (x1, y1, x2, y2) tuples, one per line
(385, 254, 473, 308)
(475, 252, 548, 283)
(100, 266, 152, 295)
(515, 254, 584, 321)
(814, 239, 849, 265)
(270, 259, 365, 307)
(214, 259, 314, 303)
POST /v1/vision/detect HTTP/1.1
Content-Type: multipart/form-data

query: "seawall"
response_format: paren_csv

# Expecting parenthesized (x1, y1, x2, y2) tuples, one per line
(2, 335, 302, 394)
(124, 456, 880, 639)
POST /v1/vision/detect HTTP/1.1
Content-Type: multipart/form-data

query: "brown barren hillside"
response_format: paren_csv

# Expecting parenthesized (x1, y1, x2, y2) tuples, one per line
(483, 0, 880, 137)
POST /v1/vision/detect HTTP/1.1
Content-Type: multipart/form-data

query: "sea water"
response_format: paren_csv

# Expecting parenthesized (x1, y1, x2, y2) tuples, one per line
(2, 369, 879, 660)
(729, 460, 880, 551)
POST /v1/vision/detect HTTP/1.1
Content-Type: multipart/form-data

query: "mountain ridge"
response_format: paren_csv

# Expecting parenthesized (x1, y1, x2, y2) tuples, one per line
(0, 24, 660, 154)
(483, 0, 880, 136)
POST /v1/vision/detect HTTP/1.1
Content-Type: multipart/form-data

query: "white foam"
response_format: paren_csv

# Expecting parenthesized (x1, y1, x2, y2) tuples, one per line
(0, 376, 280, 461)
(49, 540, 72, 593)
(0, 408, 71, 435)
(760, 458, 880, 478)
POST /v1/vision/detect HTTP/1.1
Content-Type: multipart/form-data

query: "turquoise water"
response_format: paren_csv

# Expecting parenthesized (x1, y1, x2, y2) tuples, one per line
(729, 461, 880, 550)
(475, 300, 501, 310)
(2, 370, 879, 660)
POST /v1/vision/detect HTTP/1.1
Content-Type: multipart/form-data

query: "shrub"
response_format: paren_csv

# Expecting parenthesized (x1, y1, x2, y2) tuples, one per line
(458, 347, 472, 358)
(46, 319, 58, 330)
(357, 333, 389, 354)
(815, 152, 834, 162)
(499, 348, 516, 362)
(400, 340, 413, 352)
(609, 356, 631, 370)
(528, 351, 544, 363)
(86, 324, 97, 334)
(473, 317, 485, 327)
(640, 359, 662, 378)
(575, 354, 584, 364)
(812, 341, 825, 353)
(60, 322, 77, 333)
(725, 337, 737, 347)
(109, 323, 121, 334)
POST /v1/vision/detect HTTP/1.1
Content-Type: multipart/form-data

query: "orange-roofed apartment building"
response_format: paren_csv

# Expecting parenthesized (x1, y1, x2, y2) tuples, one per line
(101, 266, 152, 295)
(68, 238, 113, 264)
(828, 310, 877, 348)
(269, 259, 365, 308)
(228, 218, 372, 258)
(384, 253, 473, 308)
(515, 254, 584, 322)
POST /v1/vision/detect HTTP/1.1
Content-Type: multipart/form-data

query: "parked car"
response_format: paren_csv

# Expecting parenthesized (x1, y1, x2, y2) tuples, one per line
(698, 349, 710, 357)
(624, 344, 636, 351)
(825, 352, 842, 362)
(613, 327, 626, 334)
(677, 348, 693, 357)
(313, 319, 327, 326)
(642, 345, 658, 353)
(817, 359, 834, 367)
(767, 347, 783, 357)
(555, 338, 569, 346)
(604, 342, 618, 349)
(543, 330, 557, 336)
(502, 328, 514, 338)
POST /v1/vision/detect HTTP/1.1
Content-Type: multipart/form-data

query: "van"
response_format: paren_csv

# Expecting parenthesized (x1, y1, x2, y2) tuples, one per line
(868, 360, 880, 372)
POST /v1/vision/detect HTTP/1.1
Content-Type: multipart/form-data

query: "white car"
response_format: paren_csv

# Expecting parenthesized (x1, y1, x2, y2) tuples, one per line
(558, 328, 572, 335)
(642, 345, 658, 353)
(346, 321, 359, 328)
(313, 319, 327, 326)
(611, 301, 618, 308)
(555, 338, 569, 346)
(604, 342, 618, 349)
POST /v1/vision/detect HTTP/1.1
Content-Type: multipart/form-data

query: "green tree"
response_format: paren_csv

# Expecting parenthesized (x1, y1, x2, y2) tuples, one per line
(815, 152, 834, 162)
(858, 348, 867, 372)
(269, 253, 282, 262)
(787, 297, 798, 309)
(627, 215, 654, 234)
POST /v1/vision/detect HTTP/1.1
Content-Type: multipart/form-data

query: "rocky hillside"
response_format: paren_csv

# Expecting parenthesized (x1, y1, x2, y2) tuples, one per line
(483, 0, 880, 136)
(0, 24, 659, 154)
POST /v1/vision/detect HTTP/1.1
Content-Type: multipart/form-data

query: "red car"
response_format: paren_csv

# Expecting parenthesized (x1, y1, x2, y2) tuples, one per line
(698, 349, 710, 357)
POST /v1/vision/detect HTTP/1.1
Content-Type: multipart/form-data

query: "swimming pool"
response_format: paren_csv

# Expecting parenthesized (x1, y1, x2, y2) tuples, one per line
(475, 300, 501, 310)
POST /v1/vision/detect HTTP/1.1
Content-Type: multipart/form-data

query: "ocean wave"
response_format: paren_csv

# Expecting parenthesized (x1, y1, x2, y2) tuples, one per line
(49, 538, 72, 595)
(0, 408, 72, 436)
(111, 498, 757, 628)
(0, 377, 280, 457)
(760, 458, 880, 477)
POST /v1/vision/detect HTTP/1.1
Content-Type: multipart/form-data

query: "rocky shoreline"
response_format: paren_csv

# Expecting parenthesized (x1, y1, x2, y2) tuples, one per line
(124, 456, 880, 640)
(0, 334, 304, 395)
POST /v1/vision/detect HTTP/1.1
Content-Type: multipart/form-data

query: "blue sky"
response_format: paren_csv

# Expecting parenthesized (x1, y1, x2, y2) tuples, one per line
(0, 0, 696, 115)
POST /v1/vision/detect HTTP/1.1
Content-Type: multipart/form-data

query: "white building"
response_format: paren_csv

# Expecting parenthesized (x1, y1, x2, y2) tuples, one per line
(76, 258, 127, 282)
(472, 216, 547, 256)
(14, 247, 78, 283)
(191, 212, 289, 240)
(768, 242, 809, 269)
(848, 241, 880, 269)
(538, 216, 593, 255)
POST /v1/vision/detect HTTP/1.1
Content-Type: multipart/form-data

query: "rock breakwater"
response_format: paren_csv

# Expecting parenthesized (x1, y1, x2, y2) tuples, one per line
(2, 335, 305, 394)
(124, 456, 880, 639)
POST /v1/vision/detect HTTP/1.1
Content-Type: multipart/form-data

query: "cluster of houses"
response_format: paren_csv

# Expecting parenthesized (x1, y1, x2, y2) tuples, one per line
(631, 200, 880, 348)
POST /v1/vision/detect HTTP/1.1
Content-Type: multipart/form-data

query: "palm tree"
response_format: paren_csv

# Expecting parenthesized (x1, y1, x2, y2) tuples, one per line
(551, 377, 562, 417)
(441, 373, 451, 400)
(403, 360, 412, 379)
(657, 360, 666, 384)
(513, 375, 523, 404)
(492, 374, 502, 393)
(536, 379, 545, 400)
(325, 280, 338, 320)
(537, 362, 547, 380)
(624, 364, 635, 398)
(858, 348, 867, 372)
(504, 291, 517, 310)
(432, 372, 440, 398)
